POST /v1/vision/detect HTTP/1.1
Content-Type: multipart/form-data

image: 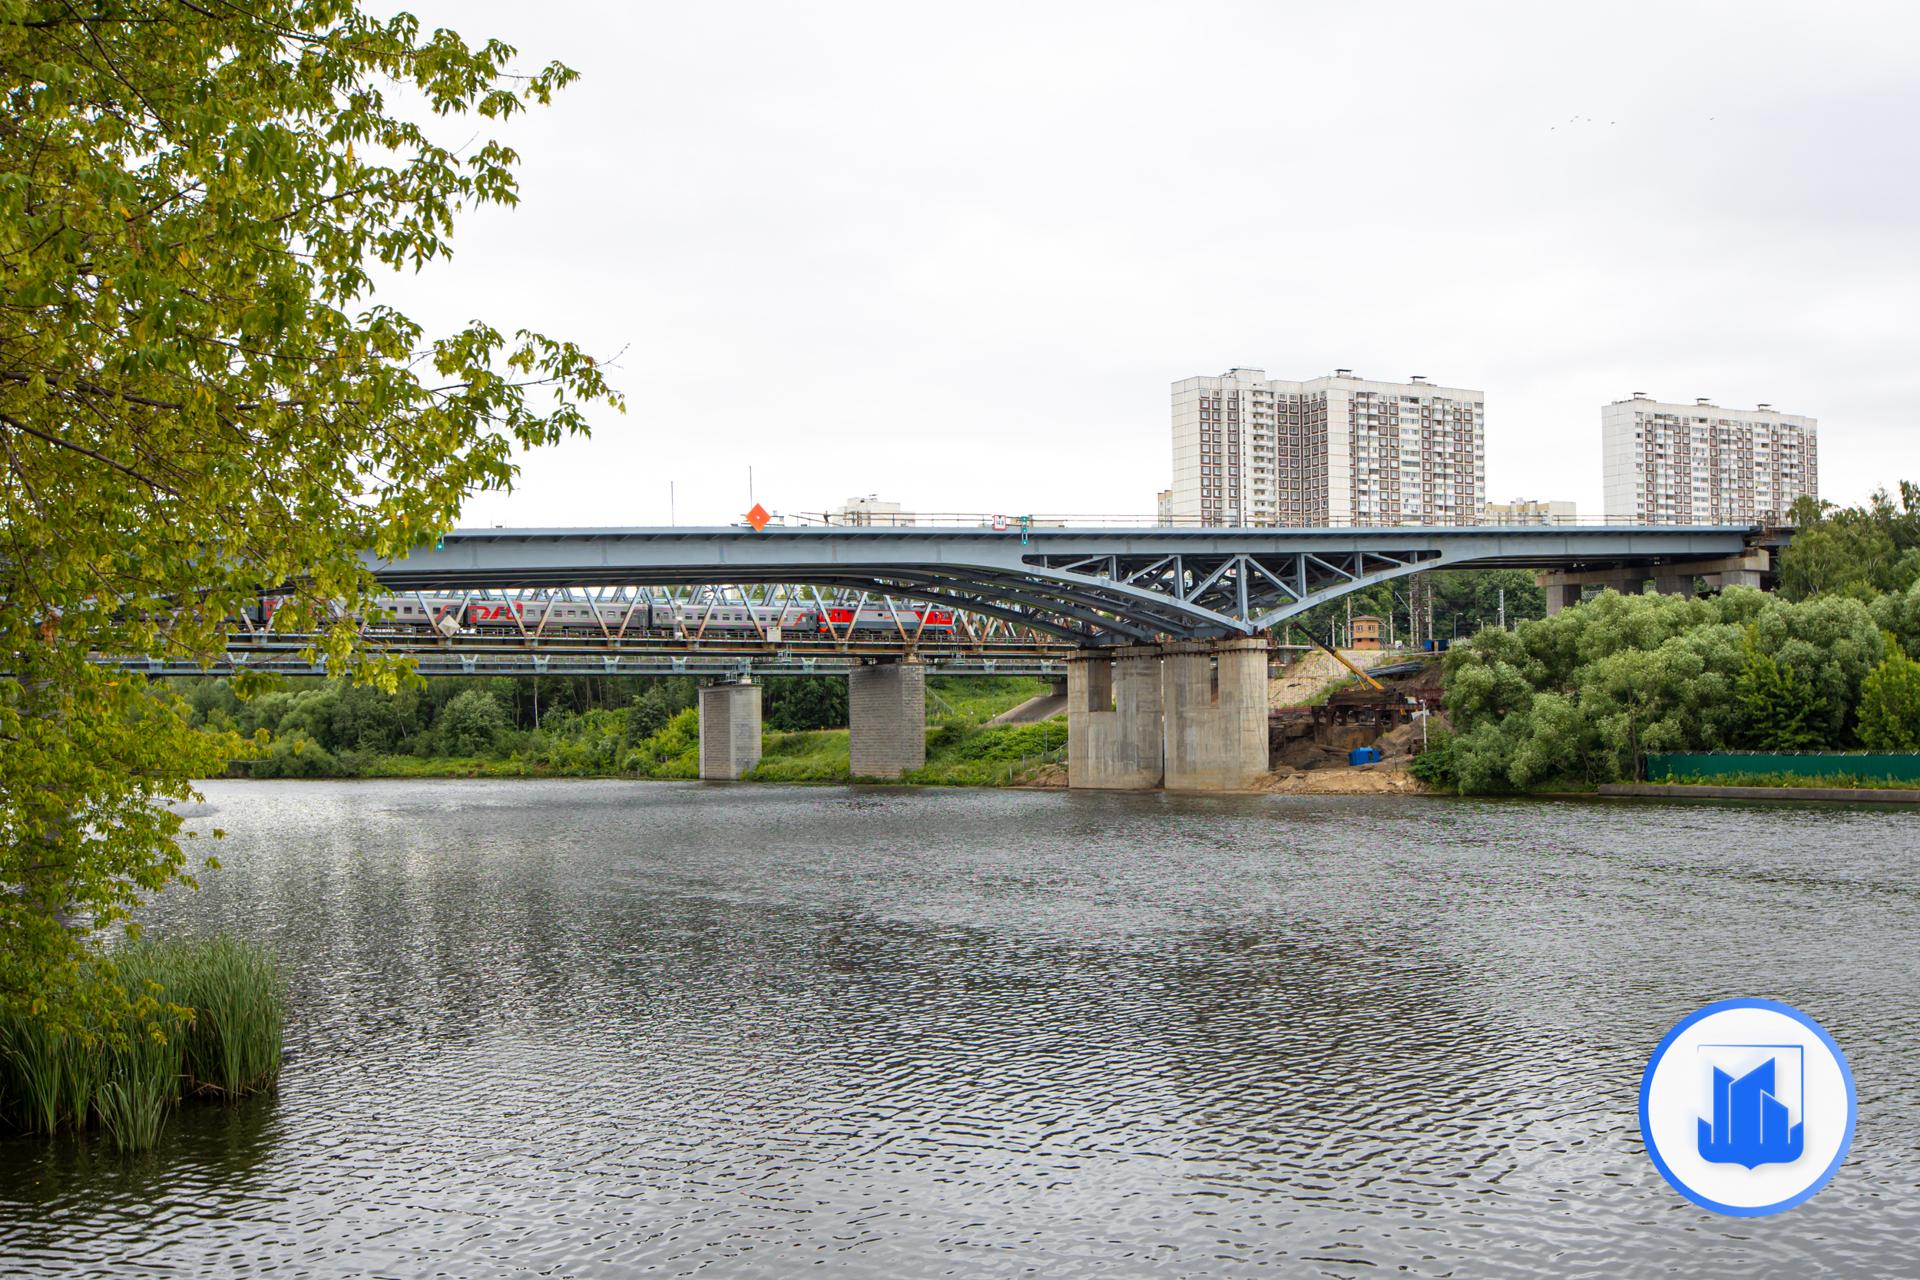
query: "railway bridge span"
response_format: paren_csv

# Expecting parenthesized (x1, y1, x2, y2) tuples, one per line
(348, 522, 1772, 787)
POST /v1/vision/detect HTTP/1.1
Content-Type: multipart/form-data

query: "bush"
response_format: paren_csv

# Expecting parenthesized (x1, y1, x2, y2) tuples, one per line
(1439, 588, 1885, 792)
(1407, 728, 1460, 791)
(906, 719, 1067, 786)
(746, 730, 850, 781)
(439, 687, 510, 755)
(623, 707, 700, 779)
(243, 732, 345, 778)
(1858, 643, 1920, 751)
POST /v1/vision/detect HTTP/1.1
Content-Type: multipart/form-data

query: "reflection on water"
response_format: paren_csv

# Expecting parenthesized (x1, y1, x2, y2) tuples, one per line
(2, 781, 1917, 1277)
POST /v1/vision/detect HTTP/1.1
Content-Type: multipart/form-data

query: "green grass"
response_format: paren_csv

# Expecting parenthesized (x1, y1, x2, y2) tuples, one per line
(354, 754, 540, 778)
(1652, 771, 1920, 791)
(747, 730, 851, 782)
(925, 676, 1051, 724)
(173, 937, 285, 1099)
(908, 719, 1068, 786)
(0, 936, 285, 1154)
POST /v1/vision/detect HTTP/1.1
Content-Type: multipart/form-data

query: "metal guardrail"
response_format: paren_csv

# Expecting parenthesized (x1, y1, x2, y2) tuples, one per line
(766, 511, 1798, 532)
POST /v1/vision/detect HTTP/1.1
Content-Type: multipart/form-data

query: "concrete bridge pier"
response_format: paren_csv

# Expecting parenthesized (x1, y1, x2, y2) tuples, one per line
(1066, 645, 1165, 789)
(849, 660, 926, 778)
(1160, 639, 1272, 791)
(698, 680, 763, 780)
(1537, 549, 1771, 615)
(1067, 639, 1271, 790)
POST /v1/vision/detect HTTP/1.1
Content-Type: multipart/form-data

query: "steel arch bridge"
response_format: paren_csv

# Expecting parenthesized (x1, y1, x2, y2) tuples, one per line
(363, 524, 1770, 646)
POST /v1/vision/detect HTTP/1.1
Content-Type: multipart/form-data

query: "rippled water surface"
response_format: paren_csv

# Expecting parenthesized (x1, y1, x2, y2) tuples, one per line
(3, 781, 1919, 1277)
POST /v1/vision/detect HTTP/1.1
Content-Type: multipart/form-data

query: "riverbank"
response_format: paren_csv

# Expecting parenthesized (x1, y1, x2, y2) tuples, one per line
(1600, 782, 1920, 805)
(233, 716, 1070, 788)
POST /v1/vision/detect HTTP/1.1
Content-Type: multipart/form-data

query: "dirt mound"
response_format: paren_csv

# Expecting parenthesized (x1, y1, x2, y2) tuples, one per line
(1022, 763, 1069, 789)
(1261, 765, 1426, 795)
(1276, 737, 1350, 769)
(1268, 648, 1403, 708)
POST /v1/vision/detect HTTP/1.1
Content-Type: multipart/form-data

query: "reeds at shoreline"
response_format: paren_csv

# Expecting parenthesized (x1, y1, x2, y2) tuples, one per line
(0, 936, 284, 1154)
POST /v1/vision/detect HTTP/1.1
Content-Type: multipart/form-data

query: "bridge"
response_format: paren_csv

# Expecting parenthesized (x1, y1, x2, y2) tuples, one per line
(365, 523, 1770, 642)
(335, 522, 1772, 787)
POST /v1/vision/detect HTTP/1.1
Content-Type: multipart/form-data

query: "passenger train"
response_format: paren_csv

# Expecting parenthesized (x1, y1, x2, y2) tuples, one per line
(246, 595, 957, 637)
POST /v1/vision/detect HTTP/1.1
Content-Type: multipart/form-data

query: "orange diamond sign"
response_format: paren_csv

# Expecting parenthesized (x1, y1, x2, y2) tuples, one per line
(746, 503, 771, 532)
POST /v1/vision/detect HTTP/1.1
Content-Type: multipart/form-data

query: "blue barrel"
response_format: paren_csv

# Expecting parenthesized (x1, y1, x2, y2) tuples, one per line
(1348, 746, 1382, 766)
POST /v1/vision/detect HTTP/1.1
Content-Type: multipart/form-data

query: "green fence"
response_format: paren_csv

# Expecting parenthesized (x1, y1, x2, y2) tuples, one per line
(1648, 752, 1920, 784)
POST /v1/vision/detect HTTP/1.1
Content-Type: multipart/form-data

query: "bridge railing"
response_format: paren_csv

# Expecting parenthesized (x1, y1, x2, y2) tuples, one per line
(761, 511, 1790, 531)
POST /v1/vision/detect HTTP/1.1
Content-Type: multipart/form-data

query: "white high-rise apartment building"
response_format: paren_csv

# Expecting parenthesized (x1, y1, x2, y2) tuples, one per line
(1169, 368, 1485, 526)
(1602, 394, 1817, 524)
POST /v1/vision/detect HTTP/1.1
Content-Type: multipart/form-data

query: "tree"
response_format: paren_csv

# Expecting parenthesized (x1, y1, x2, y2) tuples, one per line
(1857, 644, 1920, 751)
(1435, 588, 1884, 791)
(1779, 485, 1920, 601)
(1, 5, 618, 1030)
(438, 689, 511, 756)
(1732, 630, 1824, 752)
(763, 676, 848, 731)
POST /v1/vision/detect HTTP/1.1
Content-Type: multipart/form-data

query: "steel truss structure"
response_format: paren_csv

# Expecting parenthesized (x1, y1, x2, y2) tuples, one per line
(116, 583, 1071, 678)
(365, 524, 1770, 644)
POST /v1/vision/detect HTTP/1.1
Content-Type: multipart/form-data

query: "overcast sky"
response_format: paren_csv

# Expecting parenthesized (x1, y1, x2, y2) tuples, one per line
(384, 1, 1920, 528)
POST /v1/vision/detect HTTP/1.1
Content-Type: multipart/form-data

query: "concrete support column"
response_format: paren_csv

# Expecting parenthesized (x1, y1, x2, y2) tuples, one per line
(1704, 569, 1764, 591)
(1652, 573, 1696, 598)
(1066, 645, 1164, 789)
(1161, 639, 1271, 791)
(698, 681, 762, 780)
(1538, 573, 1582, 617)
(849, 661, 925, 778)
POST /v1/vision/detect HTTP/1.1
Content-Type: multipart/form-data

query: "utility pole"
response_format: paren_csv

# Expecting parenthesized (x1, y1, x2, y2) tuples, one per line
(1498, 585, 1506, 630)
(1426, 575, 1435, 651)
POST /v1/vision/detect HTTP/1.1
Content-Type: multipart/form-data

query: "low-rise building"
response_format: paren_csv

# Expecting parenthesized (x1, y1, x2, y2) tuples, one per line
(833, 496, 913, 527)
(1483, 498, 1577, 525)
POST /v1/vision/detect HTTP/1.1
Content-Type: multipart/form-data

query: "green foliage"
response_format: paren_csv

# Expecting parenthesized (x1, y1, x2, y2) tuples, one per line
(1779, 485, 1920, 601)
(172, 938, 285, 1100)
(1872, 581, 1920, 660)
(1, 936, 282, 1153)
(907, 720, 1067, 786)
(925, 676, 1052, 725)
(1733, 629, 1825, 751)
(1, 4, 616, 1032)
(1439, 587, 1885, 792)
(1407, 728, 1460, 790)
(624, 695, 669, 745)
(623, 708, 700, 779)
(747, 731, 851, 782)
(1857, 644, 1920, 751)
(438, 688, 513, 756)
(761, 677, 849, 731)
(1650, 770, 1920, 792)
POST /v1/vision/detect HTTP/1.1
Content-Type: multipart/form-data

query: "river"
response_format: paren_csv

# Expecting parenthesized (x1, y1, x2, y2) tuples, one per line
(2, 781, 1917, 1277)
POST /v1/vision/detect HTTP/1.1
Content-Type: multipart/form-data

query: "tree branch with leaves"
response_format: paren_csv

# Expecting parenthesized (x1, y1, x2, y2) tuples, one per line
(0, 0, 622, 1028)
